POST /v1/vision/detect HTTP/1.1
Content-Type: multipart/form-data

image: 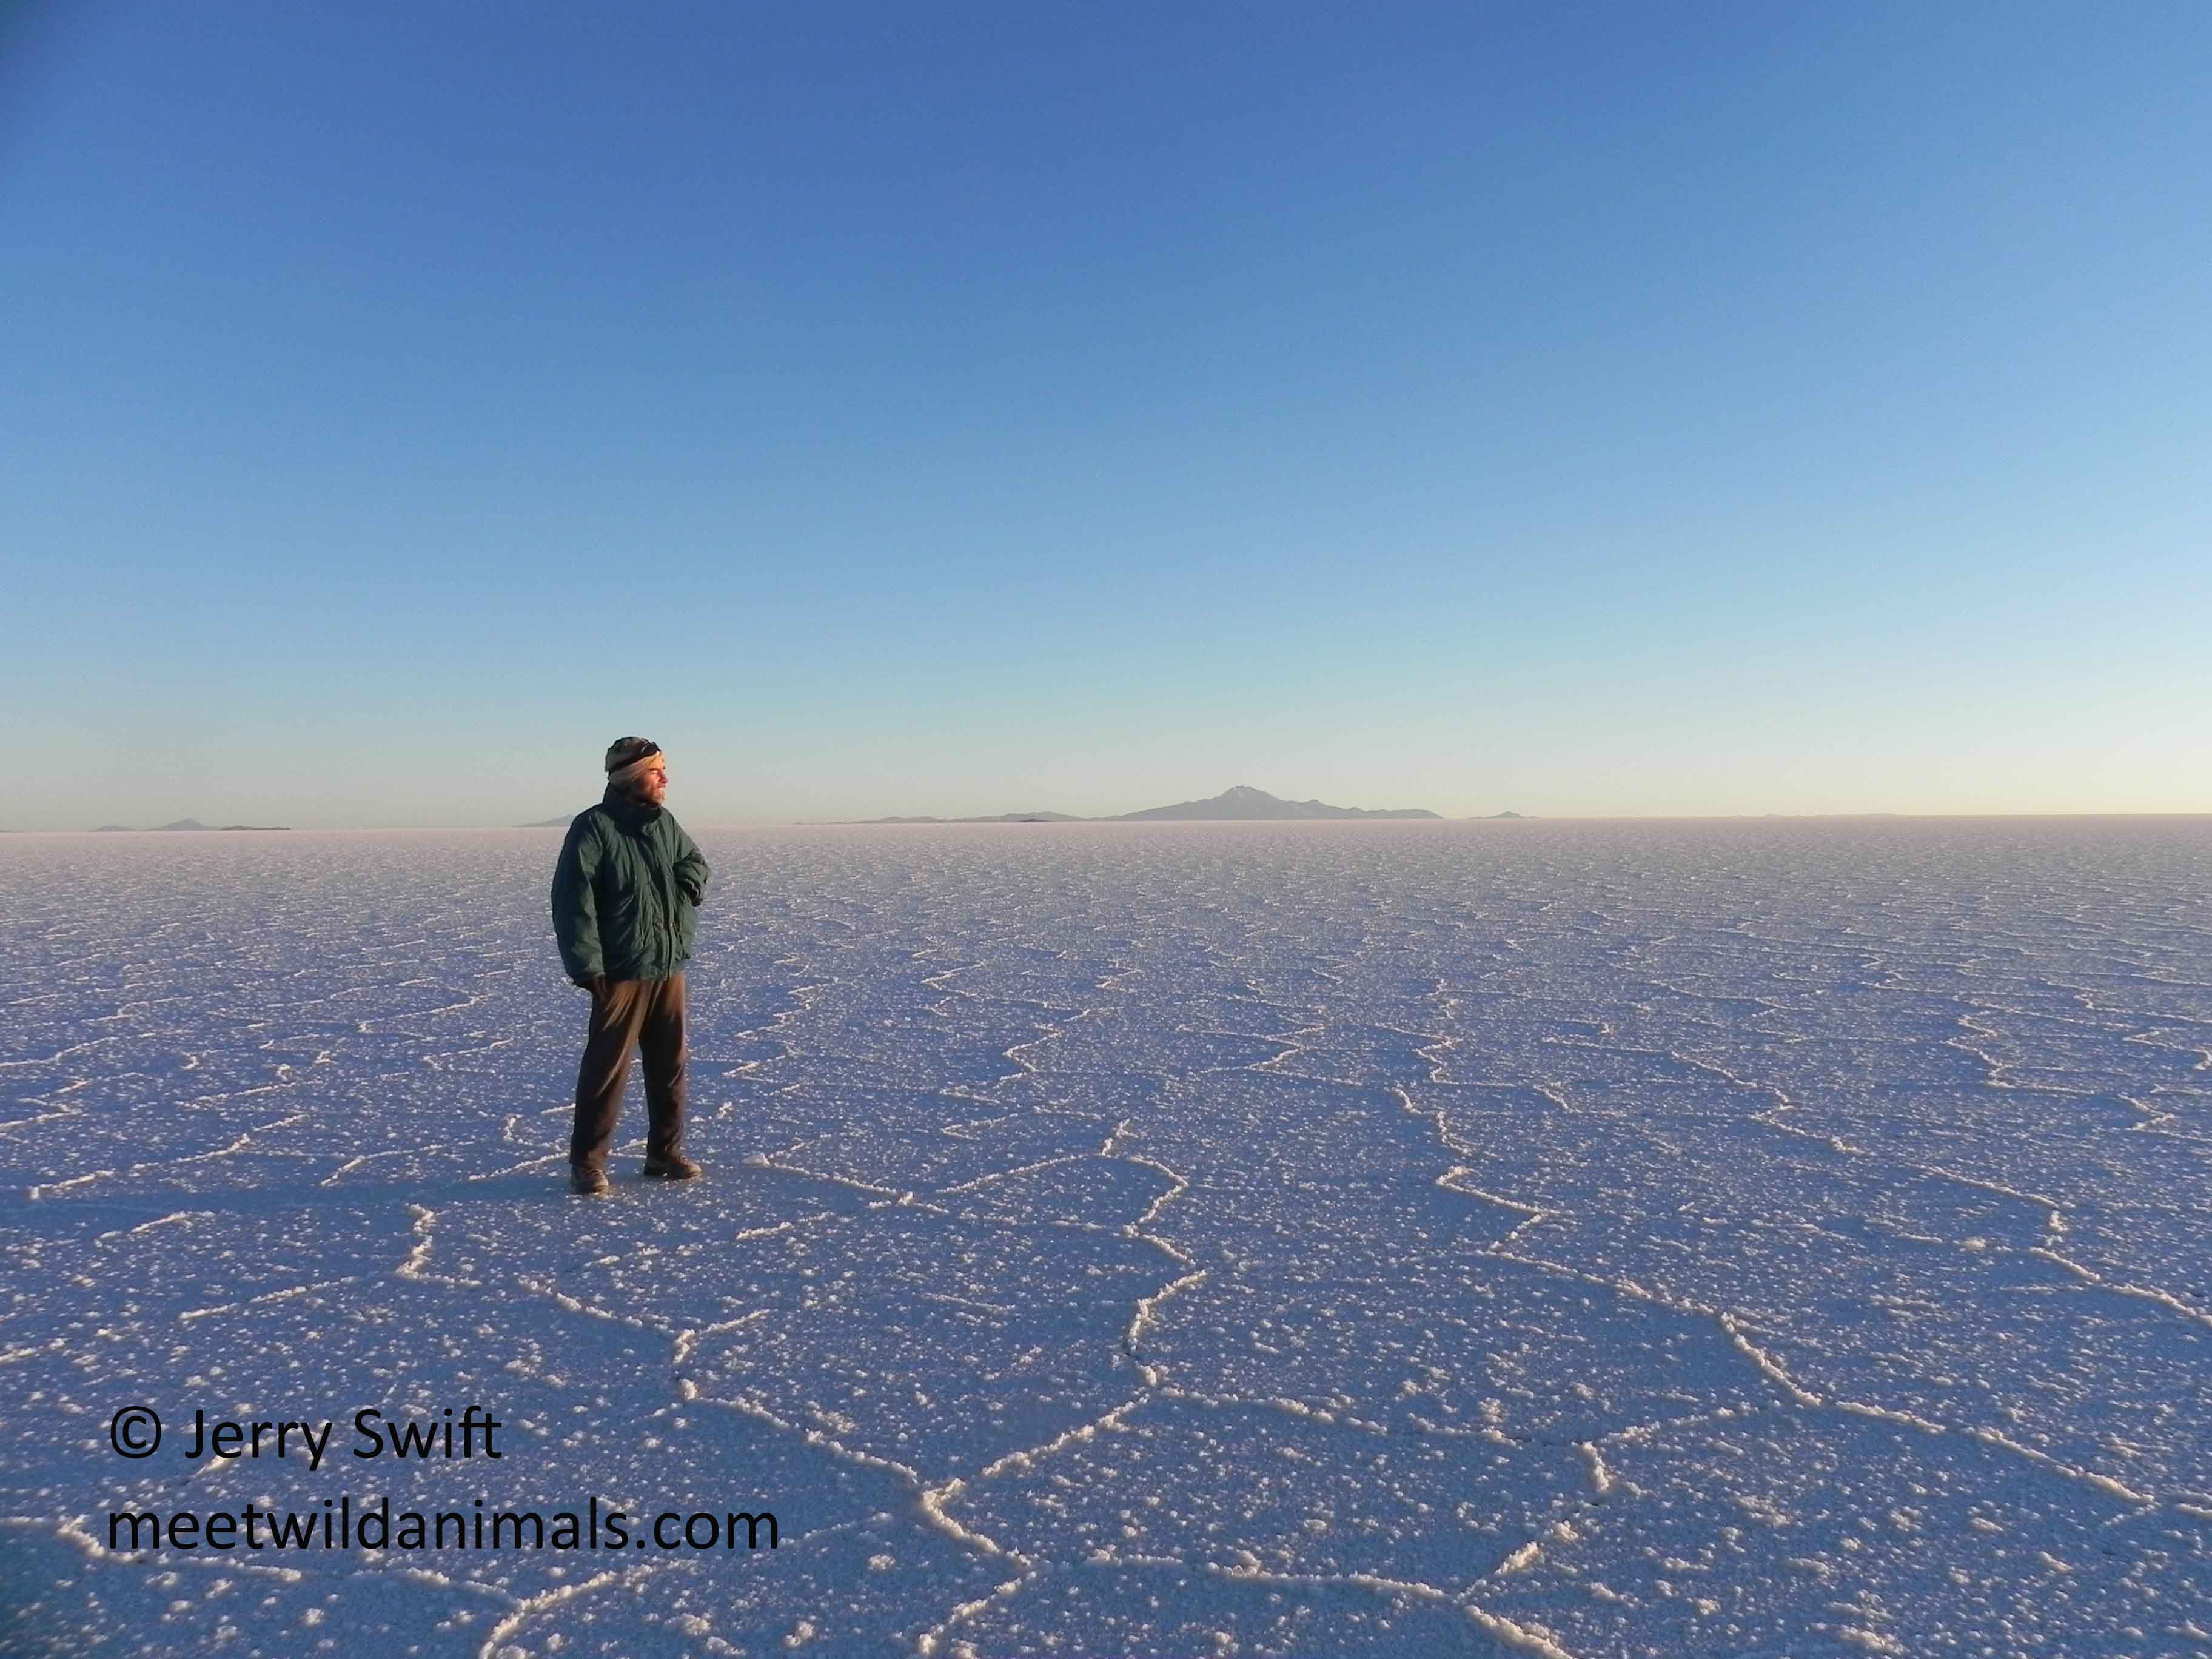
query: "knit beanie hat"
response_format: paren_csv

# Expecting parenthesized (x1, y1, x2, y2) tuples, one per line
(604, 736, 664, 785)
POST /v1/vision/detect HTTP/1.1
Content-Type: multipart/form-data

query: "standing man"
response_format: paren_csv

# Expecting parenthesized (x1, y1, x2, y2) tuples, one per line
(551, 737, 711, 1196)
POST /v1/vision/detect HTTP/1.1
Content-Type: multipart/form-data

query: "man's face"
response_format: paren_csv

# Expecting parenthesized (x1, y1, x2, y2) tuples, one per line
(634, 762, 668, 807)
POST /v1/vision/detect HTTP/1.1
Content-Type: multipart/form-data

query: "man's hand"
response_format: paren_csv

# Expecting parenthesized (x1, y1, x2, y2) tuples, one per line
(572, 974, 609, 998)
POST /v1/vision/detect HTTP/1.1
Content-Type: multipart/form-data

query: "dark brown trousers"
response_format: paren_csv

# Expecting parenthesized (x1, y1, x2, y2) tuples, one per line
(569, 973, 686, 1174)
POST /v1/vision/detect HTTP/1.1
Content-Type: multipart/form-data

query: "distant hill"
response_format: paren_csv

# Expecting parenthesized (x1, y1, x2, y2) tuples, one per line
(93, 818, 289, 831)
(858, 811, 1082, 824)
(1487, 811, 1529, 819)
(520, 815, 575, 828)
(854, 786, 1438, 824)
(1113, 785, 1437, 822)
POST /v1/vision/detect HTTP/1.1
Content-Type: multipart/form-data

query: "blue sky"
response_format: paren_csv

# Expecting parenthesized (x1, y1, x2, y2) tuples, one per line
(3, 1, 2206, 827)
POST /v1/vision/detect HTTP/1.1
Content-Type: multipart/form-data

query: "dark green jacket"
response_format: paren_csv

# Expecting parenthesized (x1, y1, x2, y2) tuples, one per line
(551, 791, 710, 983)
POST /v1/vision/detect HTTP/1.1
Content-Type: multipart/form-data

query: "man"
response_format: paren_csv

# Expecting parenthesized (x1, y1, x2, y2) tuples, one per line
(550, 736, 711, 1196)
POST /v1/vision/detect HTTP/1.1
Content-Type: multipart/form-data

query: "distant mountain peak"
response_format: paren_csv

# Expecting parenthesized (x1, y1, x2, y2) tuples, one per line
(92, 817, 289, 832)
(1113, 786, 1439, 822)
(852, 785, 1441, 825)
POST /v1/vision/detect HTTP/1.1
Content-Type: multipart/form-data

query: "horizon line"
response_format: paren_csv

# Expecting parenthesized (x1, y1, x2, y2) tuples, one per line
(10, 809, 2212, 836)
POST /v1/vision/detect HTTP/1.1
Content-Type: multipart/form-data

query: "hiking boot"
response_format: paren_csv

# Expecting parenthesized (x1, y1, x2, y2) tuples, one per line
(569, 1164, 611, 1196)
(641, 1153, 702, 1181)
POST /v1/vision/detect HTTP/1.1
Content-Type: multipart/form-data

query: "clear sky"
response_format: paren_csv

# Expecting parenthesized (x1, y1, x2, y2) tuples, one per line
(3, 2, 2206, 828)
